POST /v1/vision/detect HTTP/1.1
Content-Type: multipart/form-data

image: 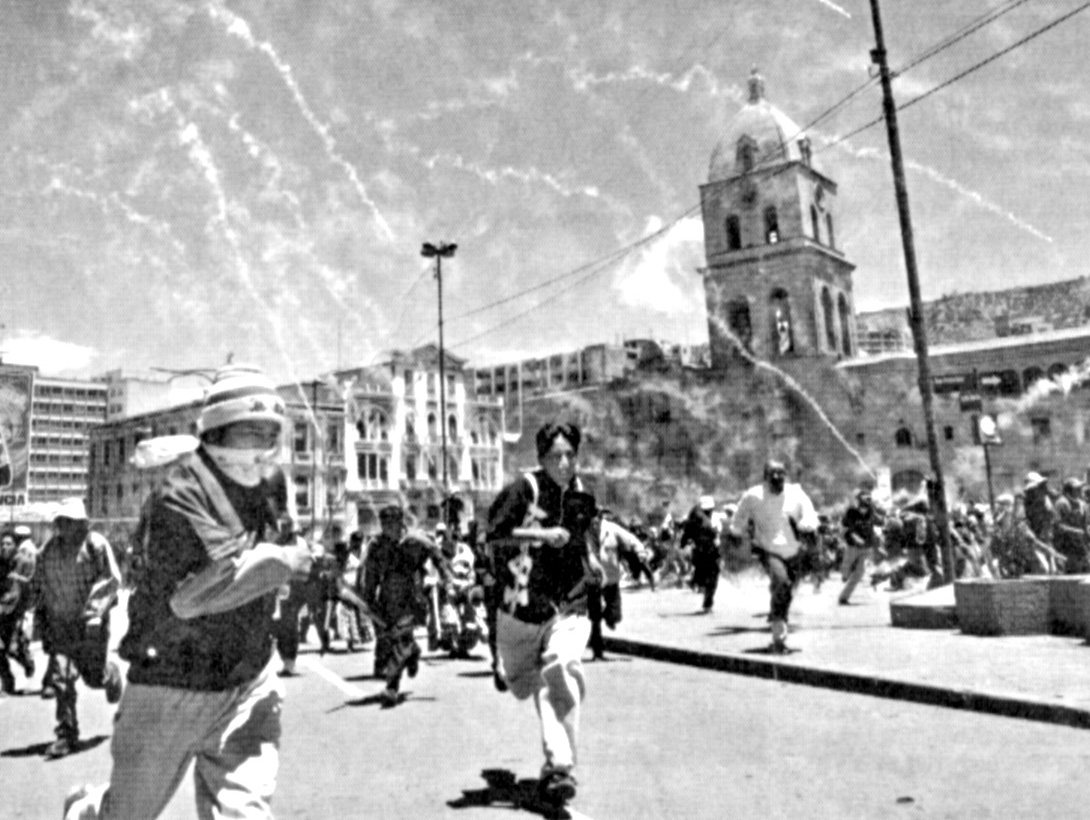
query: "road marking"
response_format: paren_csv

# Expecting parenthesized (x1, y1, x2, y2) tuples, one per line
(297, 655, 369, 699)
(296, 657, 597, 820)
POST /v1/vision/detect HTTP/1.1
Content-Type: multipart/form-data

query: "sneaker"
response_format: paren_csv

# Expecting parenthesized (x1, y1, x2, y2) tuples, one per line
(406, 648, 420, 679)
(492, 663, 508, 693)
(104, 663, 123, 705)
(277, 659, 298, 678)
(45, 736, 75, 759)
(380, 687, 399, 707)
(20, 655, 35, 679)
(539, 770, 577, 805)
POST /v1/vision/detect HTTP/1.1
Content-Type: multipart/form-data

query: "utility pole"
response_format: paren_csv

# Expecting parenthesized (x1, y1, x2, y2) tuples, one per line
(869, 0, 955, 583)
(421, 241, 458, 513)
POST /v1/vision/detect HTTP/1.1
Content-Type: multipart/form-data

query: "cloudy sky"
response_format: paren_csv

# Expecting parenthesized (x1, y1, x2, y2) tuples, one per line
(0, 0, 1087, 386)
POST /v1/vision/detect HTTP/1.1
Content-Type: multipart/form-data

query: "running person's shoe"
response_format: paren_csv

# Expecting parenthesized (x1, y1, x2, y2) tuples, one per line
(538, 770, 577, 805)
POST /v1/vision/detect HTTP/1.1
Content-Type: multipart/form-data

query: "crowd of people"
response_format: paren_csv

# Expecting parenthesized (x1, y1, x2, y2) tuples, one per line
(1, 365, 1089, 817)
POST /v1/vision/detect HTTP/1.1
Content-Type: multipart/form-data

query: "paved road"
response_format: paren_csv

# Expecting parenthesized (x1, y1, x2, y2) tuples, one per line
(4, 633, 1090, 818)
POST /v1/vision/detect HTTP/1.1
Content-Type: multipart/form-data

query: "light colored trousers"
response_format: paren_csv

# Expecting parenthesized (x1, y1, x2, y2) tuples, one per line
(496, 611, 590, 774)
(65, 664, 283, 820)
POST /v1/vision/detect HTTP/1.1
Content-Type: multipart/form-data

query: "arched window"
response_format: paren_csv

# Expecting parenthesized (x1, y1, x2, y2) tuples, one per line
(826, 212, 835, 249)
(736, 137, 756, 173)
(1023, 366, 1045, 387)
(426, 412, 437, 440)
(725, 214, 741, 250)
(810, 205, 820, 243)
(769, 289, 794, 356)
(356, 408, 389, 443)
(821, 287, 836, 351)
(405, 455, 417, 481)
(426, 454, 438, 480)
(447, 413, 458, 441)
(726, 299, 753, 354)
(894, 425, 913, 448)
(764, 206, 779, 244)
(837, 293, 852, 356)
(404, 410, 416, 438)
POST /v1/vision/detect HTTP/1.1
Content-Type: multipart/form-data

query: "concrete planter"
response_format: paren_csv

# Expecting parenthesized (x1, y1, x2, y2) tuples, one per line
(1023, 575, 1090, 636)
(954, 578, 1050, 636)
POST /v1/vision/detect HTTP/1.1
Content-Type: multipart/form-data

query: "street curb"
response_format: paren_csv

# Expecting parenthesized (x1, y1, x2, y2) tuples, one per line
(603, 636, 1090, 731)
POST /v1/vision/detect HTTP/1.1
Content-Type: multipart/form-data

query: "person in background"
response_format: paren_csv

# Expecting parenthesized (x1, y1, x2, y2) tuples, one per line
(31, 499, 123, 759)
(838, 488, 880, 605)
(730, 460, 819, 654)
(586, 506, 641, 659)
(681, 495, 722, 613)
(0, 527, 37, 694)
(1052, 477, 1089, 574)
(361, 505, 449, 707)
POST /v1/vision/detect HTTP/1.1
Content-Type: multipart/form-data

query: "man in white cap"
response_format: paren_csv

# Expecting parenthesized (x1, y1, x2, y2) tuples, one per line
(30, 497, 122, 758)
(64, 364, 313, 819)
(730, 459, 819, 653)
(680, 495, 722, 613)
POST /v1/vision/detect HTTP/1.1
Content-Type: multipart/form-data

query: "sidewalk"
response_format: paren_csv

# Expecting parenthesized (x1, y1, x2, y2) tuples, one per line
(602, 570, 1090, 729)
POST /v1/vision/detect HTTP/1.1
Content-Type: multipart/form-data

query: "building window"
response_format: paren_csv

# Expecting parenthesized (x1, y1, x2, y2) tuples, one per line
(810, 205, 820, 243)
(826, 212, 835, 249)
(894, 424, 913, 448)
(326, 421, 341, 457)
(764, 206, 779, 244)
(737, 138, 756, 173)
(294, 476, 309, 511)
(447, 414, 458, 441)
(1030, 417, 1051, 444)
(837, 293, 852, 356)
(427, 412, 438, 441)
(357, 452, 389, 485)
(405, 455, 417, 481)
(821, 287, 836, 352)
(726, 299, 753, 354)
(293, 422, 309, 455)
(725, 214, 741, 250)
(943, 425, 954, 441)
(769, 289, 794, 356)
(405, 411, 416, 438)
(356, 408, 389, 443)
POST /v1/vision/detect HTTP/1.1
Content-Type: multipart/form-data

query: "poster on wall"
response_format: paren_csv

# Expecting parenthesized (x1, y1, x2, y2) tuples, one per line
(0, 367, 34, 505)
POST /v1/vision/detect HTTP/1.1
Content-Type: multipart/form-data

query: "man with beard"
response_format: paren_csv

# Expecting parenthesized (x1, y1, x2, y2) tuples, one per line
(730, 459, 819, 653)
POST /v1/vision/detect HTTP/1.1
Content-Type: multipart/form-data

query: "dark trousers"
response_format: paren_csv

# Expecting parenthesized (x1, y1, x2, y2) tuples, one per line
(759, 551, 804, 622)
(376, 618, 419, 692)
(691, 547, 720, 610)
(46, 619, 110, 741)
(586, 584, 622, 657)
(0, 612, 32, 690)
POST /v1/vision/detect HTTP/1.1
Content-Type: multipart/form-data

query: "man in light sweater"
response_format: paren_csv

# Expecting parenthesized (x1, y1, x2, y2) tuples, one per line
(730, 459, 819, 653)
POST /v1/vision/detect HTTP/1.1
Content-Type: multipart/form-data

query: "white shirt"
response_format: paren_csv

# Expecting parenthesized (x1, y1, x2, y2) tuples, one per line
(595, 519, 648, 586)
(730, 482, 819, 560)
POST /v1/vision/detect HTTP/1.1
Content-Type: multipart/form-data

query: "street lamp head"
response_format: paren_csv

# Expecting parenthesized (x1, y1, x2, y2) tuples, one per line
(421, 241, 457, 258)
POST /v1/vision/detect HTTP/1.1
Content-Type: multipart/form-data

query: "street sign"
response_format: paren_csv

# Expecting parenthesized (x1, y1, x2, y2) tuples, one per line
(979, 414, 1002, 445)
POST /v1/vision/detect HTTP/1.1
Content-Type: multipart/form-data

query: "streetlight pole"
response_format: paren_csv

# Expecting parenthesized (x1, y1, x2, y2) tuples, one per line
(869, 0, 955, 583)
(421, 241, 458, 511)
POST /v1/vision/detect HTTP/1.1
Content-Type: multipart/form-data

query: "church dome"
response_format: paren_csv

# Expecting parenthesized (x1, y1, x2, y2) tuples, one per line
(708, 69, 816, 183)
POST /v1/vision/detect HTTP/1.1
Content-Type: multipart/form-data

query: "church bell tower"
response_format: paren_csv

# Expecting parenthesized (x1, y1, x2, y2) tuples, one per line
(700, 69, 857, 369)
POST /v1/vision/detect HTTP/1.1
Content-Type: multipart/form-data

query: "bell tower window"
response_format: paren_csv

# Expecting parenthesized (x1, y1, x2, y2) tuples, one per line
(725, 215, 741, 250)
(764, 206, 779, 244)
(826, 212, 836, 249)
(838, 293, 852, 356)
(822, 287, 836, 351)
(736, 136, 757, 174)
(769, 289, 794, 355)
(810, 205, 820, 244)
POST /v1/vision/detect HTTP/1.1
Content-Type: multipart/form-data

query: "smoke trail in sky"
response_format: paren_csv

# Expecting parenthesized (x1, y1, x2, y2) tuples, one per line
(825, 139, 1053, 244)
(422, 151, 602, 200)
(206, 3, 395, 241)
(814, 0, 852, 18)
(226, 113, 306, 230)
(568, 62, 745, 103)
(44, 174, 187, 257)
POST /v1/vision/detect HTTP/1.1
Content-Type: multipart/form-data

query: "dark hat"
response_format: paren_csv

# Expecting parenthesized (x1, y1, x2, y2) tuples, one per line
(1063, 477, 1085, 493)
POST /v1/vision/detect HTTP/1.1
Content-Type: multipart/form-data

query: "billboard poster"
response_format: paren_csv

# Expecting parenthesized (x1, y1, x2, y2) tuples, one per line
(0, 367, 34, 505)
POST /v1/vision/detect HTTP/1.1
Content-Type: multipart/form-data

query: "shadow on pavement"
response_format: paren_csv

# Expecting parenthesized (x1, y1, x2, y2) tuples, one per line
(2, 734, 109, 759)
(448, 768, 571, 819)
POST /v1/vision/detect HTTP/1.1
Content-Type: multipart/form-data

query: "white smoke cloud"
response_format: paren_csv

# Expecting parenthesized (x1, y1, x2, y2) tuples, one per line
(613, 216, 704, 314)
(2, 334, 96, 376)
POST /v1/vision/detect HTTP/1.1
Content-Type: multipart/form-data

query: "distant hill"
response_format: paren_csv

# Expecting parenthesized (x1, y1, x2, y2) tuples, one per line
(858, 277, 1090, 346)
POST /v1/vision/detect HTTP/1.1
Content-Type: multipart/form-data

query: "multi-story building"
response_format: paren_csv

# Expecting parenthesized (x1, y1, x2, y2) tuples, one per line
(86, 345, 505, 537)
(333, 344, 505, 533)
